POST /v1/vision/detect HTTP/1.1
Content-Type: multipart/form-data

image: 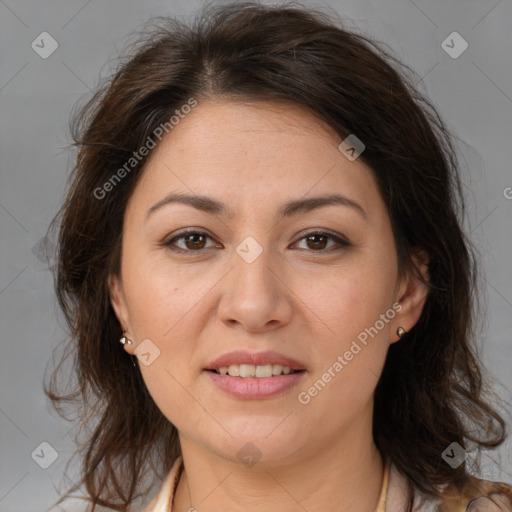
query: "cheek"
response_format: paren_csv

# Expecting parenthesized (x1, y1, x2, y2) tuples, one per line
(307, 258, 397, 343)
(122, 251, 213, 338)
(298, 256, 396, 409)
(299, 297, 391, 425)
(119, 252, 216, 424)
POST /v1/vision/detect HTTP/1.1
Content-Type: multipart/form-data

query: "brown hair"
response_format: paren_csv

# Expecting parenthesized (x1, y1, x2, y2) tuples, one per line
(45, 1, 512, 510)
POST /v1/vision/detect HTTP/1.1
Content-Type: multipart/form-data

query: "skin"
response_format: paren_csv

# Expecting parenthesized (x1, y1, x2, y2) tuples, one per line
(109, 99, 429, 512)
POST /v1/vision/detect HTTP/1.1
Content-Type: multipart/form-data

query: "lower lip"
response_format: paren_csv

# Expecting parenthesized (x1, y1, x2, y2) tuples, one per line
(204, 370, 306, 399)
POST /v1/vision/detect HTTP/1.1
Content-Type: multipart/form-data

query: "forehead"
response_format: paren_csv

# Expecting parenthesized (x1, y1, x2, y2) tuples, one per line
(150, 99, 344, 173)
(127, 99, 384, 221)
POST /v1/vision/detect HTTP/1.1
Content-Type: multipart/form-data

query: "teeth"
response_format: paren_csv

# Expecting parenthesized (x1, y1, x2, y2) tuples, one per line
(215, 364, 297, 377)
(255, 364, 272, 377)
(239, 364, 255, 377)
(272, 364, 283, 375)
(228, 365, 239, 377)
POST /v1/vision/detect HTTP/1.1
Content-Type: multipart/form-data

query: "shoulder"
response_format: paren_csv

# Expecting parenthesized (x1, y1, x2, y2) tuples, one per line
(437, 476, 512, 512)
(143, 456, 184, 512)
(386, 462, 512, 511)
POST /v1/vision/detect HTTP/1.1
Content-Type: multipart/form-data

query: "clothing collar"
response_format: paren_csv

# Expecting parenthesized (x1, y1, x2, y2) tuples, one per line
(143, 455, 469, 512)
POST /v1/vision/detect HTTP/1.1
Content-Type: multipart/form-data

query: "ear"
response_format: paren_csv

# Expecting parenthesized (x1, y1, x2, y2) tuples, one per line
(108, 273, 135, 355)
(391, 250, 430, 343)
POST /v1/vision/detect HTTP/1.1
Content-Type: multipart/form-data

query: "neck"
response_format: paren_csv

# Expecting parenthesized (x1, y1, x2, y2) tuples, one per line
(172, 415, 384, 512)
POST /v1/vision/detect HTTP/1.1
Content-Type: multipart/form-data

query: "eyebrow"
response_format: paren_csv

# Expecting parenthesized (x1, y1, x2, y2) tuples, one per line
(145, 192, 368, 222)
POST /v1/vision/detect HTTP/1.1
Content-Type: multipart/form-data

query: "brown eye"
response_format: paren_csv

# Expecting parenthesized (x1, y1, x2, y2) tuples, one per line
(305, 234, 329, 250)
(162, 230, 217, 253)
(182, 233, 207, 250)
(294, 231, 350, 252)
(163, 229, 350, 254)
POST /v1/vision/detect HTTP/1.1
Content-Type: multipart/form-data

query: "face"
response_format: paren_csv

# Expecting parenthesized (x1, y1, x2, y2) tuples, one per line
(109, 99, 428, 466)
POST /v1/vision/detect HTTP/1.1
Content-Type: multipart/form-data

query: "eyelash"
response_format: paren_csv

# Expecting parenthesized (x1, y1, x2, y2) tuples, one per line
(161, 229, 351, 254)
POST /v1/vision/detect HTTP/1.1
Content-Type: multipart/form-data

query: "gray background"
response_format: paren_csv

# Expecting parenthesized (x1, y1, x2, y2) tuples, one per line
(1, 0, 511, 510)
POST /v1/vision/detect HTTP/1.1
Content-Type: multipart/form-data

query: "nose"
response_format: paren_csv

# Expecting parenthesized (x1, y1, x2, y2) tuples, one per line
(217, 245, 293, 333)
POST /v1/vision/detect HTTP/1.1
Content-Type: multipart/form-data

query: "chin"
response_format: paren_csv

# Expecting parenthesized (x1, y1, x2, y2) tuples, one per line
(206, 426, 305, 466)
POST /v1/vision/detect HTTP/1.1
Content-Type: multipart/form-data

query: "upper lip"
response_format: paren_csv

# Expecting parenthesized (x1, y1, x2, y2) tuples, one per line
(204, 350, 306, 371)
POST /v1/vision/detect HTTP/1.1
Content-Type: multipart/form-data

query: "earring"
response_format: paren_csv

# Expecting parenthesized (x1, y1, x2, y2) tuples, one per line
(397, 327, 406, 339)
(120, 329, 133, 345)
(120, 329, 137, 367)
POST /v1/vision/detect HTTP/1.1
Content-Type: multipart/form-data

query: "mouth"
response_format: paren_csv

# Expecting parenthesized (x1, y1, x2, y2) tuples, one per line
(206, 364, 304, 378)
(203, 350, 307, 399)
(203, 352, 307, 399)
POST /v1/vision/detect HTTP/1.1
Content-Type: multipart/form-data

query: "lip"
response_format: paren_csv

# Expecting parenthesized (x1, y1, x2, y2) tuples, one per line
(204, 350, 307, 371)
(204, 370, 307, 399)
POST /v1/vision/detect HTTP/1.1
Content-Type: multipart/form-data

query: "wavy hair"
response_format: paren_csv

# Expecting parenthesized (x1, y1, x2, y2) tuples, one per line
(45, 1, 511, 510)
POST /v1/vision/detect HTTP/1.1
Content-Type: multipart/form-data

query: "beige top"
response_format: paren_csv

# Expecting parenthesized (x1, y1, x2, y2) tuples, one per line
(143, 456, 511, 512)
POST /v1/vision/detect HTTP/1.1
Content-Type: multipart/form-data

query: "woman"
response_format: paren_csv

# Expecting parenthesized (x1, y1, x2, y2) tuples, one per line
(46, 2, 512, 511)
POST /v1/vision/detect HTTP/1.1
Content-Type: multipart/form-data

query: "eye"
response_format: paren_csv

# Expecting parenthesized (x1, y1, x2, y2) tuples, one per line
(293, 230, 350, 252)
(161, 229, 350, 254)
(162, 230, 219, 253)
